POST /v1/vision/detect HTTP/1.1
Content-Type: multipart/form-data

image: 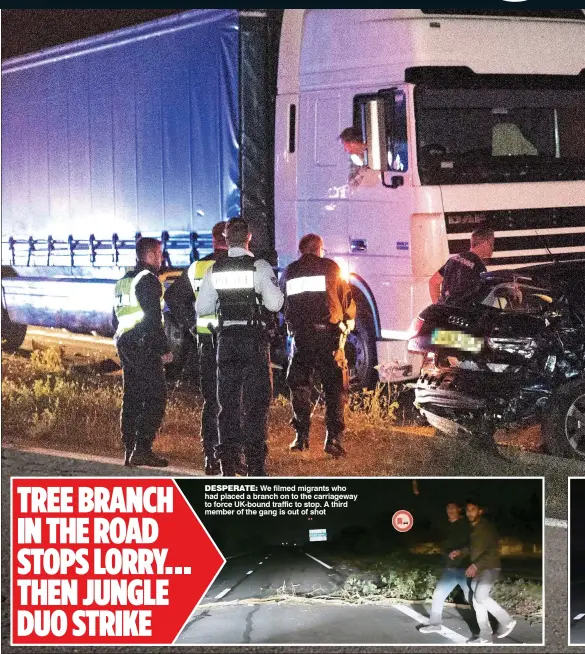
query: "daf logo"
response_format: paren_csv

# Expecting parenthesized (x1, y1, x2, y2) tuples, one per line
(447, 214, 485, 226)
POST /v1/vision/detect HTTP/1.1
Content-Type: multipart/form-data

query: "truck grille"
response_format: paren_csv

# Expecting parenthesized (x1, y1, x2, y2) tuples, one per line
(445, 206, 585, 268)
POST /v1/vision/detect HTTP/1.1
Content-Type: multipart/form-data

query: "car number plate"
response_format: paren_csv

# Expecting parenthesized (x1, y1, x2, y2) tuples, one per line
(431, 329, 483, 353)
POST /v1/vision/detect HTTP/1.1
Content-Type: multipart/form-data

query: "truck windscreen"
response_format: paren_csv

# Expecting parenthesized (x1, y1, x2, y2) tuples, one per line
(415, 86, 585, 185)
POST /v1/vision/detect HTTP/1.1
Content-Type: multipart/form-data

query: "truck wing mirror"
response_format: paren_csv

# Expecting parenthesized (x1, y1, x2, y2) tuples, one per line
(364, 98, 389, 174)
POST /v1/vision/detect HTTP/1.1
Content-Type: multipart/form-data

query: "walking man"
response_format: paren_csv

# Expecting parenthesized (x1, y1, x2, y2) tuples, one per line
(113, 237, 172, 467)
(165, 221, 228, 475)
(450, 499, 517, 644)
(420, 501, 473, 634)
(195, 216, 284, 476)
(281, 234, 356, 457)
(428, 226, 495, 305)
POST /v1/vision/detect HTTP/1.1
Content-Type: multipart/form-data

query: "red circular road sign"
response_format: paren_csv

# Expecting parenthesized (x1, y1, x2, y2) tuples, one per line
(392, 509, 414, 532)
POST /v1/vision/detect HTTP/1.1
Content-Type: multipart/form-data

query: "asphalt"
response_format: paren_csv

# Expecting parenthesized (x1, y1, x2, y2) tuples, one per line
(178, 546, 541, 645)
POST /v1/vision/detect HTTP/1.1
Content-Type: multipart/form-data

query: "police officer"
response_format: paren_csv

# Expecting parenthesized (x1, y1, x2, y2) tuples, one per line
(165, 222, 228, 475)
(195, 216, 284, 476)
(281, 234, 356, 458)
(429, 227, 495, 305)
(113, 237, 173, 467)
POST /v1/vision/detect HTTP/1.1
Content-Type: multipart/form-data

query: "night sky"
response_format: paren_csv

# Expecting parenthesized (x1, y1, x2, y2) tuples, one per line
(178, 478, 543, 552)
(1, 10, 188, 60)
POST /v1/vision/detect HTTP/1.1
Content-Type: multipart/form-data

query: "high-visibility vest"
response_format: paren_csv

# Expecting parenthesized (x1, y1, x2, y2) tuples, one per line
(114, 269, 164, 339)
(189, 259, 218, 335)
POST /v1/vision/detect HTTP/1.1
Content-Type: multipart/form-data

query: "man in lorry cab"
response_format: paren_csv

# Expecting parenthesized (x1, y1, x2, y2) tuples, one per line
(449, 499, 517, 644)
(339, 126, 379, 191)
(112, 237, 173, 467)
(165, 221, 228, 476)
(429, 227, 495, 305)
(420, 501, 474, 635)
(195, 216, 284, 476)
(280, 234, 356, 458)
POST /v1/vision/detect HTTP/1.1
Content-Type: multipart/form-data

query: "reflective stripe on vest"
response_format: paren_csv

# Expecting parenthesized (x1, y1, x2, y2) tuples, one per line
(212, 270, 255, 290)
(196, 315, 219, 332)
(190, 259, 218, 334)
(286, 275, 326, 296)
(188, 259, 215, 298)
(114, 269, 163, 339)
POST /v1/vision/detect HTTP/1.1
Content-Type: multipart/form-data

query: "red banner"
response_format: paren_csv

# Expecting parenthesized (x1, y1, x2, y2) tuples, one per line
(11, 478, 225, 645)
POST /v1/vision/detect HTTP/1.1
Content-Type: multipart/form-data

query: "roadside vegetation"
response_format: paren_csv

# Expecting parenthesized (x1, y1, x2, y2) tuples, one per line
(274, 551, 542, 623)
(2, 346, 542, 476)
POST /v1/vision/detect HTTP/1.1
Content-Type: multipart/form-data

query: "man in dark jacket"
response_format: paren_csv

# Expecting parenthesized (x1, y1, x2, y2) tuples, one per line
(449, 499, 517, 644)
(429, 227, 495, 305)
(281, 234, 356, 457)
(165, 222, 228, 475)
(113, 237, 173, 467)
(420, 501, 472, 634)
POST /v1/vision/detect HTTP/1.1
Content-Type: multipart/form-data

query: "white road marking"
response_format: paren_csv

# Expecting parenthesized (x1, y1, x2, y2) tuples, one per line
(246, 570, 253, 575)
(393, 604, 467, 644)
(304, 553, 333, 570)
(214, 588, 231, 600)
(574, 613, 585, 621)
(225, 551, 253, 560)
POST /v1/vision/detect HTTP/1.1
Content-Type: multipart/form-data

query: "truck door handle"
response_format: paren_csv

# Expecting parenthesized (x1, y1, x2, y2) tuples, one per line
(351, 239, 367, 252)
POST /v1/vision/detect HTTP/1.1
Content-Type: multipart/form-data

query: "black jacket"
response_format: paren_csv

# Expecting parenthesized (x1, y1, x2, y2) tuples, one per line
(281, 254, 356, 333)
(165, 251, 227, 332)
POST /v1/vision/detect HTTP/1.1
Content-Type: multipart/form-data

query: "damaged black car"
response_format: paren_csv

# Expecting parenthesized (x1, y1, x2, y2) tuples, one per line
(408, 260, 585, 458)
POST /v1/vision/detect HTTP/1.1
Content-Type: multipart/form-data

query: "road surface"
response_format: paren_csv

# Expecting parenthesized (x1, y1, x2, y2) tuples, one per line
(177, 546, 541, 645)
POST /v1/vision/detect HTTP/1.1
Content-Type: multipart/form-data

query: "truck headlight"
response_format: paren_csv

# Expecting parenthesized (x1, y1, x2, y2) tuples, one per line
(487, 337, 537, 359)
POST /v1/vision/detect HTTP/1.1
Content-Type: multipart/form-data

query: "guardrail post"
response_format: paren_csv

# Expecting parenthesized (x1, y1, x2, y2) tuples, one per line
(112, 233, 119, 266)
(190, 231, 199, 263)
(27, 236, 35, 267)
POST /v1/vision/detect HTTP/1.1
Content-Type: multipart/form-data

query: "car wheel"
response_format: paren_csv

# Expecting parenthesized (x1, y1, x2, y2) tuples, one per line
(1, 307, 27, 352)
(542, 380, 585, 459)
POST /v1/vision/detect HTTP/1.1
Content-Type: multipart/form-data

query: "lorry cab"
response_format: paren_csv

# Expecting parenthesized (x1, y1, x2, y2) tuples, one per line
(275, 9, 585, 386)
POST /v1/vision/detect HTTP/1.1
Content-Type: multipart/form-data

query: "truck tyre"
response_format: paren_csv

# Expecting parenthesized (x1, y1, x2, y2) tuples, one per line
(1, 307, 27, 352)
(345, 291, 378, 390)
(542, 380, 585, 460)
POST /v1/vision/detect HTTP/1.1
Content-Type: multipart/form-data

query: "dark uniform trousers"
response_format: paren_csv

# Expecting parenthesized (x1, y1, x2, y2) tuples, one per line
(287, 329, 347, 440)
(216, 327, 272, 476)
(198, 334, 219, 460)
(118, 337, 167, 455)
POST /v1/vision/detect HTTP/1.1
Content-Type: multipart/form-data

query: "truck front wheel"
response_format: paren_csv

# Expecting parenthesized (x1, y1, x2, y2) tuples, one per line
(345, 292, 378, 390)
(1, 307, 27, 352)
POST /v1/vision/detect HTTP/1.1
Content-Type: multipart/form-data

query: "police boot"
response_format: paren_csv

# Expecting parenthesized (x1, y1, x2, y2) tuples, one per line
(289, 432, 309, 452)
(324, 434, 346, 458)
(129, 449, 169, 468)
(124, 448, 134, 467)
(204, 454, 221, 476)
(220, 457, 237, 477)
(247, 461, 267, 477)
